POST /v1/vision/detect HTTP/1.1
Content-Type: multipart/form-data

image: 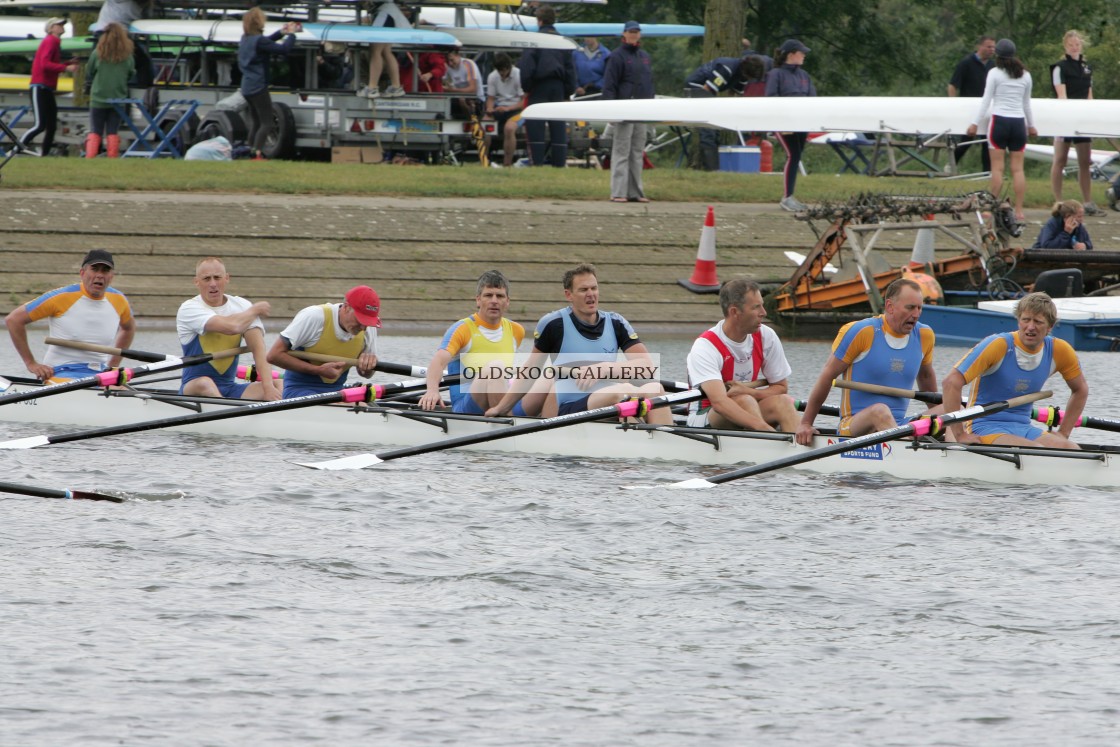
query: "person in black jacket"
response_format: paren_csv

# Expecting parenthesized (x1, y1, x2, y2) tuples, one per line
(601, 21, 654, 202)
(518, 5, 576, 167)
(684, 56, 765, 170)
(1049, 31, 1102, 215)
(766, 39, 816, 212)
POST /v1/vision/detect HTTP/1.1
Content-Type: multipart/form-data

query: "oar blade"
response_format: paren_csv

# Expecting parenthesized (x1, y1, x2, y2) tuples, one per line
(0, 436, 51, 450)
(669, 477, 719, 490)
(297, 453, 385, 470)
(69, 490, 126, 503)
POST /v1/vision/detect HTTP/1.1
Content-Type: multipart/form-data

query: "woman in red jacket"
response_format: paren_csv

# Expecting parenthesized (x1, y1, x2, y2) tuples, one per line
(17, 18, 79, 156)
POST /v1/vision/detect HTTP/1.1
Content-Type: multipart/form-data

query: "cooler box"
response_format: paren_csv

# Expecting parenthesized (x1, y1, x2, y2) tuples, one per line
(719, 145, 761, 173)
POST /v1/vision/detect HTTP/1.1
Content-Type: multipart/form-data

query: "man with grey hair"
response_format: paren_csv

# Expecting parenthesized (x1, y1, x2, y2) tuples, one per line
(685, 278, 799, 431)
(419, 270, 529, 415)
(942, 291, 1087, 448)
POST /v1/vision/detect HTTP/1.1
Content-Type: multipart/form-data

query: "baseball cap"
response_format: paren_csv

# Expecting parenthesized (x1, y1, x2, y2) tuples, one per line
(44, 17, 67, 33)
(81, 249, 115, 269)
(345, 285, 382, 328)
(623, 21, 641, 32)
(779, 39, 811, 55)
(995, 38, 1016, 57)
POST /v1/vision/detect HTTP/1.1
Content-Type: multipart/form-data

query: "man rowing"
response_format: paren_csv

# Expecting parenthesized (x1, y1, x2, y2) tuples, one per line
(267, 285, 380, 398)
(418, 270, 535, 415)
(796, 278, 937, 445)
(942, 291, 1087, 448)
(486, 263, 670, 424)
(5, 249, 135, 382)
(176, 257, 279, 401)
(685, 278, 799, 431)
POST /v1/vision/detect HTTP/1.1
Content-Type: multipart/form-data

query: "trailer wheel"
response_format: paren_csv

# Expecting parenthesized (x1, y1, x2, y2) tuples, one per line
(156, 110, 200, 155)
(198, 111, 248, 145)
(261, 102, 296, 160)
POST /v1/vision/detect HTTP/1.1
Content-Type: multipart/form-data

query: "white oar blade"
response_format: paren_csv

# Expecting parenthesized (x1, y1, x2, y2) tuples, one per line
(670, 478, 718, 490)
(0, 435, 51, 450)
(295, 453, 384, 470)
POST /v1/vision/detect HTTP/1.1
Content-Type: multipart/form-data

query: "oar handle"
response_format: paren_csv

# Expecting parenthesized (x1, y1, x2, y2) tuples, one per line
(45, 337, 245, 363)
(833, 378, 943, 405)
(288, 351, 428, 378)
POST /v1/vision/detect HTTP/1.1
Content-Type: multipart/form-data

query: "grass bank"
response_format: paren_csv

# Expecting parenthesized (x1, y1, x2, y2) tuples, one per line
(0, 155, 1071, 209)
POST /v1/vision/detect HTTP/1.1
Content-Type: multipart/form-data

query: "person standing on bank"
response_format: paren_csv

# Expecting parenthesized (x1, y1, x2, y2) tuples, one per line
(601, 20, 653, 203)
(966, 38, 1036, 222)
(684, 55, 764, 171)
(519, 5, 576, 167)
(85, 23, 134, 159)
(239, 9, 300, 161)
(766, 39, 816, 213)
(1049, 31, 1102, 215)
(948, 35, 995, 173)
(16, 18, 78, 157)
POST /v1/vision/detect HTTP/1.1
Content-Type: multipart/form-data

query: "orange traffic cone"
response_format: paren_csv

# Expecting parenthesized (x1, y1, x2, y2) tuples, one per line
(677, 206, 721, 294)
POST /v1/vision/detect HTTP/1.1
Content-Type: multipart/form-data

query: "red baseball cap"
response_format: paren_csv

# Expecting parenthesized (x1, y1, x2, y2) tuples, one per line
(345, 285, 382, 328)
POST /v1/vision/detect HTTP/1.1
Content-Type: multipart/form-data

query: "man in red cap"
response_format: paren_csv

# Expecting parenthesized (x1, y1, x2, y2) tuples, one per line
(267, 285, 380, 398)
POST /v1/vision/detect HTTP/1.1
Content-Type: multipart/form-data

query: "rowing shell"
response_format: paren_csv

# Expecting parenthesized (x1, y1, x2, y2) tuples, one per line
(0, 383, 1114, 488)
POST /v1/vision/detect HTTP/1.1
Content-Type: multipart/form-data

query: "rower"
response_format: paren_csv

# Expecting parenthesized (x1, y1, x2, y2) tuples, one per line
(796, 278, 938, 445)
(176, 256, 280, 401)
(685, 278, 799, 431)
(4, 249, 135, 382)
(418, 270, 532, 415)
(267, 286, 380, 398)
(942, 291, 1087, 448)
(485, 263, 670, 424)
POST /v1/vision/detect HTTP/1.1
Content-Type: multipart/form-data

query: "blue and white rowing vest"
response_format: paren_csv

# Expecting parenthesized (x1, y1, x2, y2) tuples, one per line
(553, 308, 620, 406)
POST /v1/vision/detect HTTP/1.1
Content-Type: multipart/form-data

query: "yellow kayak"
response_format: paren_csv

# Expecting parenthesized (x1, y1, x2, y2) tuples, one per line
(0, 74, 74, 93)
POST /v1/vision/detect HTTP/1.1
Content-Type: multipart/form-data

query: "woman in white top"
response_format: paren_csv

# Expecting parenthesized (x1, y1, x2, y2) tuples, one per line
(966, 38, 1036, 221)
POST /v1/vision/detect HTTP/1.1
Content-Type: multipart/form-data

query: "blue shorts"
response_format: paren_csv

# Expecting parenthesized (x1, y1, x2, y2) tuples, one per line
(282, 383, 341, 399)
(970, 418, 1043, 443)
(557, 395, 592, 416)
(50, 363, 103, 381)
(180, 376, 248, 399)
(988, 115, 1027, 152)
(452, 395, 529, 417)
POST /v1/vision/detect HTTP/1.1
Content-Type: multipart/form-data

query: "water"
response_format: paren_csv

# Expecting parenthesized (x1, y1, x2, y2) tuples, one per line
(2, 330, 1119, 745)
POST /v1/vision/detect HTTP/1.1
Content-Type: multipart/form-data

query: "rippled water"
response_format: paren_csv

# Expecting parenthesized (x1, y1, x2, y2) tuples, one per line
(2, 330, 1119, 745)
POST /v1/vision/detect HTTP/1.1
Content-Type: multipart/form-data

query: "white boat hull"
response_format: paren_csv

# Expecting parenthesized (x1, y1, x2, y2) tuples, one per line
(0, 384, 1114, 488)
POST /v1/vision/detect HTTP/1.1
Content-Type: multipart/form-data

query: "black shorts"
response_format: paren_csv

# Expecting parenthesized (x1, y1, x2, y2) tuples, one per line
(987, 115, 1027, 152)
(494, 108, 522, 134)
(1057, 135, 1092, 145)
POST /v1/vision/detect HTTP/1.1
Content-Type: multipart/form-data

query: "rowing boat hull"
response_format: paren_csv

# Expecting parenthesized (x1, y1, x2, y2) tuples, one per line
(0, 384, 1114, 488)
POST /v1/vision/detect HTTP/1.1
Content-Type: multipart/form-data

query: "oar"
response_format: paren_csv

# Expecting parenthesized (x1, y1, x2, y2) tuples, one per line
(1032, 405, 1120, 434)
(666, 391, 1051, 489)
(297, 388, 705, 471)
(0, 347, 248, 407)
(0, 479, 124, 503)
(288, 351, 431, 378)
(45, 337, 170, 363)
(0, 375, 453, 451)
(795, 400, 841, 418)
(833, 379, 943, 405)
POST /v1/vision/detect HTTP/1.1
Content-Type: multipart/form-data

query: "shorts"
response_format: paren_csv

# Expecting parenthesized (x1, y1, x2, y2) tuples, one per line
(1057, 135, 1091, 145)
(969, 418, 1043, 445)
(451, 394, 528, 417)
(557, 394, 592, 416)
(282, 383, 341, 399)
(47, 362, 103, 382)
(202, 377, 249, 399)
(987, 115, 1027, 152)
(494, 108, 522, 135)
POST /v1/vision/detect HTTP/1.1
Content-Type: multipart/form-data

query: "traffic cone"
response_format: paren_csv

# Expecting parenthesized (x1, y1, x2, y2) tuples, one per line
(910, 213, 936, 267)
(678, 206, 721, 294)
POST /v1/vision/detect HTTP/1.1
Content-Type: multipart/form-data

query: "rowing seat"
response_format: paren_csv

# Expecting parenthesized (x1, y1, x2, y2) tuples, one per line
(1032, 268, 1084, 298)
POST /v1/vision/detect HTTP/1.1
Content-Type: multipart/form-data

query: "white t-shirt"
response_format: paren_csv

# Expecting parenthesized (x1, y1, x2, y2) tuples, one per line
(685, 321, 792, 426)
(975, 67, 1034, 126)
(176, 294, 263, 344)
(486, 67, 523, 109)
(280, 302, 377, 356)
(447, 57, 485, 102)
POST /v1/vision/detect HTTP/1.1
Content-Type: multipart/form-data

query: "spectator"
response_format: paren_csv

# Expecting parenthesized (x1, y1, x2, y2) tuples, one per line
(485, 53, 524, 168)
(948, 35, 995, 172)
(358, 1, 407, 99)
(15, 18, 78, 157)
(519, 5, 576, 167)
(443, 49, 484, 118)
(684, 55, 763, 171)
(1033, 200, 1092, 250)
(85, 22, 134, 159)
(601, 20, 653, 203)
(238, 9, 300, 160)
(317, 42, 353, 89)
(573, 36, 609, 97)
(966, 38, 1036, 221)
(94, 0, 154, 87)
(766, 39, 816, 212)
(399, 51, 446, 93)
(1049, 30, 1102, 215)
